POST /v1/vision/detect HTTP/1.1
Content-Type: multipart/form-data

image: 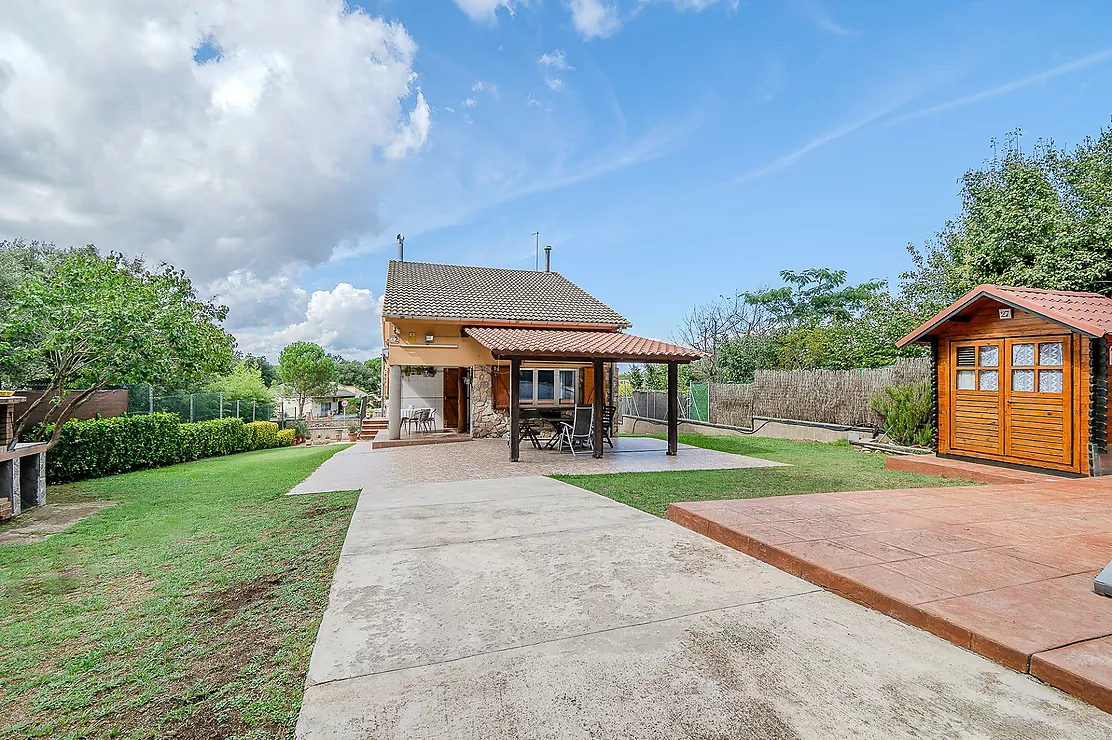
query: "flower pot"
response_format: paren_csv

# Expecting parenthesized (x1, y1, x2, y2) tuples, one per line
(348, 433, 358, 441)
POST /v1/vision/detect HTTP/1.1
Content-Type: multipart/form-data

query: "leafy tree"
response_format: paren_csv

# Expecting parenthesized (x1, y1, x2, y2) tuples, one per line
(0, 249, 235, 449)
(332, 355, 381, 395)
(206, 359, 275, 404)
(742, 268, 886, 327)
(240, 354, 279, 387)
(901, 126, 1112, 308)
(627, 365, 645, 391)
(278, 342, 337, 417)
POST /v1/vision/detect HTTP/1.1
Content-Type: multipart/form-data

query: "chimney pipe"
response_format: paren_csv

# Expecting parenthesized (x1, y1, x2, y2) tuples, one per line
(396, 233, 405, 262)
(544, 245, 552, 272)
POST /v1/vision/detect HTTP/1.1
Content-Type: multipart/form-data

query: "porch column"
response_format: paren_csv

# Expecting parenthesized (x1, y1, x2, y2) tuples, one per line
(593, 359, 604, 458)
(387, 364, 403, 440)
(509, 358, 521, 462)
(667, 361, 678, 456)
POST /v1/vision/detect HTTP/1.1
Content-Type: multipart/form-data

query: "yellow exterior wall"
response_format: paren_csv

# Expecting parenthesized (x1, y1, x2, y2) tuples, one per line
(384, 319, 497, 367)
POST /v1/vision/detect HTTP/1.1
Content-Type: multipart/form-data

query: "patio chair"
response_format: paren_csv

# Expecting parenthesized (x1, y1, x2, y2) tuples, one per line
(555, 405, 594, 456)
(601, 405, 616, 448)
(416, 408, 433, 433)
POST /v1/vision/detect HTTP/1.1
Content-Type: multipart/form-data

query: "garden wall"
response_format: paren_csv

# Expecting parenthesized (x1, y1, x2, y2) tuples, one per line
(14, 389, 129, 427)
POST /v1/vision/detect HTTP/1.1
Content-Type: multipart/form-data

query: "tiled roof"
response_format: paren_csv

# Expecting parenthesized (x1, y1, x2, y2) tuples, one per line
(383, 261, 630, 328)
(465, 327, 705, 362)
(898, 284, 1112, 346)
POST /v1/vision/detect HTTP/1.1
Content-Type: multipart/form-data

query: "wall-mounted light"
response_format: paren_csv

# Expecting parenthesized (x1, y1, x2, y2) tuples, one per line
(392, 326, 400, 336)
(425, 334, 435, 344)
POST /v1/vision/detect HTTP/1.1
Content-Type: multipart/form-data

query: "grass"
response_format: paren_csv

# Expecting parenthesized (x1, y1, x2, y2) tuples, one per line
(0, 444, 356, 740)
(554, 434, 971, 517)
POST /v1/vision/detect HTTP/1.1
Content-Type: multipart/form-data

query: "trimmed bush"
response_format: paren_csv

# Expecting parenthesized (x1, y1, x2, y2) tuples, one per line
(277, 428, 295, 447)
(244, 421, 279, 451)
(44, 414, 292, 483)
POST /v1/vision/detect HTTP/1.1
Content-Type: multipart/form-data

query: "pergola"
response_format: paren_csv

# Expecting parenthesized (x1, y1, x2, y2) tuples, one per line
(465, 328, 704, 461)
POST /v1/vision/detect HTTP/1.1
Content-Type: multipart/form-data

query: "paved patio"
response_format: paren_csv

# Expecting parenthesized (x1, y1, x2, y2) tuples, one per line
(296, 475, 1112, 738)
(289, 436, 784, 494)
(668, 477, 1112, 713)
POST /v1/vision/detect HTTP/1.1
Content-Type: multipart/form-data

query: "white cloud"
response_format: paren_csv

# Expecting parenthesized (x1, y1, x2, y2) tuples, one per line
(0, 0, 429, 325)
(568, 0, 622, 39)
(538, 50, 572, 70)
(236, 282, 384, 360)
(209, 271, 308, 331)
(472, 80, 497, 93)
(452, 0, 518, 23)
(526, 94, 542, 107)
(464, 97, 479, 108)
(796, 1, 858, 36)
(545, 77, 565, 91)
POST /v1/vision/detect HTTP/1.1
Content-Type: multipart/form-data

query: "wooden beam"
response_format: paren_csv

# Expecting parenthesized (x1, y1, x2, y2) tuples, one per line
(510, 358, 521, 462)
(667, 361, 678, 456)
(593, 359, 604, 458)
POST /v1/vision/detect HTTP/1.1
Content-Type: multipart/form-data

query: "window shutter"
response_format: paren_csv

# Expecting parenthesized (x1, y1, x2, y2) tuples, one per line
(492, 367, 510, 410)
(582, 365, 595, 404)
(956, 346, 976, 366)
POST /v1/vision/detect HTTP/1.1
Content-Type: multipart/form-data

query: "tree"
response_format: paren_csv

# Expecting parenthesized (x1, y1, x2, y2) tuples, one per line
(206, 359, 275, 404)
(628, 365, 645, 391)
(332, 354, 381, 394)
(901, 126, 1112, 308)
(278, 342, 337, 417)
(0, 249, 235, 449)
(240, 354, 279, 387)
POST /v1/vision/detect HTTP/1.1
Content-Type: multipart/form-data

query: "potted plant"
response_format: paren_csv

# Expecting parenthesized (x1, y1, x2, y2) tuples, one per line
(347, 419, 361, 441)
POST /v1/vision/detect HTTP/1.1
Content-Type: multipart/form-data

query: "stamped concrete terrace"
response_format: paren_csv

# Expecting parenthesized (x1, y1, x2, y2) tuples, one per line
(669, 475, 1112, 713)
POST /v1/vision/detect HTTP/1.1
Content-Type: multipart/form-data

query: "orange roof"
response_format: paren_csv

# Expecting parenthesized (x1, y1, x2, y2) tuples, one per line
(465, 327, 705, 362)
(898, 284, 1112, 347)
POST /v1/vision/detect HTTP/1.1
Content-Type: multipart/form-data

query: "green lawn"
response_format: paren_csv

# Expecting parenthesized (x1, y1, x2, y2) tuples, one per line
(0, 444, 355, 740)
(554, 434, 971, 517)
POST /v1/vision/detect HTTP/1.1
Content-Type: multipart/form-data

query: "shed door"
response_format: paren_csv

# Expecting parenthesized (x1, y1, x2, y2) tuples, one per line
(950, 341, 1004, 456)
(1003, 337, 1072, 466)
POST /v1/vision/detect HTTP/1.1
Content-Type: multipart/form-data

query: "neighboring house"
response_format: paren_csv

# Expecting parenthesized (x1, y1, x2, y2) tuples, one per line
(275, 383, 370, 419)
(381, 258, 701, 443)
(898, 284, 1112, 477)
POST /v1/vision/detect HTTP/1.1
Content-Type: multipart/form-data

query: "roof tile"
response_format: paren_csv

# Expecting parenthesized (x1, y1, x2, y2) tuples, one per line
(465, 327, 704, 362)
(383, 261, 630, 328)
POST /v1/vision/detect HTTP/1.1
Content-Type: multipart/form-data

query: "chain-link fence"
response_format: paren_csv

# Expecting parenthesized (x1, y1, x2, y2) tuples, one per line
(126, 386, 274, 423)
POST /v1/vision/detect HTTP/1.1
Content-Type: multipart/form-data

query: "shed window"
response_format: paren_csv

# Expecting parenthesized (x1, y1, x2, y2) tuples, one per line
(979, 345, 999, 367)
(1012, 343, 1036, 367)
(1039, 342, 1063, 366)
(954, 342, 1001, 392)
(979, 370, 999, 391)
(956, 370, 976, 390)
(956, 347, 976, 366)
(1039, 370, 1064, 394)
(1012, 369, 1035, 393)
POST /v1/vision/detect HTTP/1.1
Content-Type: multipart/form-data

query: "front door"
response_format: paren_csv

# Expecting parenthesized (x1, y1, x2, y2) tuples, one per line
(1003, 337, 1072, 467)
(443, 368, 461, 430)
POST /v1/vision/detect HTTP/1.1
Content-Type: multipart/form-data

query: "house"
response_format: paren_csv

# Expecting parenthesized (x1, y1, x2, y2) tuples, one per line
(897, 284, 1112, 476)
(275, 383, 370, 419)
(381, 258, 702, 458)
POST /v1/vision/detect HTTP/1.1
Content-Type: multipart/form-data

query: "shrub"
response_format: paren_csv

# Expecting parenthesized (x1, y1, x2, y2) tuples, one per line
(244, 421, 279, 451)
(291, 419, 309, 440)
(44, 412, 182, 483)
(44, 414, 290, 483)
(346, 420, 361, 435)
(179, 417, 248, 461)
(869, 381, 933, 447)
(277, 428, 296, 447)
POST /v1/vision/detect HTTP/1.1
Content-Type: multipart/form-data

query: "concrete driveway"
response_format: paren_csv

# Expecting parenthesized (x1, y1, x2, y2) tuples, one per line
(296, 476, 1112, 739)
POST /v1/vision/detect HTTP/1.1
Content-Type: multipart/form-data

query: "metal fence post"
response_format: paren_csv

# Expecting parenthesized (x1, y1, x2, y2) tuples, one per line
(252, 401, 256, 421)
(219, 393, 223, 419)
(236, 399, 240, 419)
(189, 394, 194, 422)
(148, 386, 153, 414)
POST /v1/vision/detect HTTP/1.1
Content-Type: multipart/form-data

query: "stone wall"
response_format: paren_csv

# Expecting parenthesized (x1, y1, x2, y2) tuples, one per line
(470, 365, 509, 438)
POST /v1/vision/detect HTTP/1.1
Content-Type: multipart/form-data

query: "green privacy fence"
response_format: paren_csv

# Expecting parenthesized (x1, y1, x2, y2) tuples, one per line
(688, 383, 710, 422)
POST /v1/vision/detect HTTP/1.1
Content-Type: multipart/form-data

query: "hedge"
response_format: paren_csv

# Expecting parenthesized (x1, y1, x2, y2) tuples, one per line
(43, 413, 293, 483)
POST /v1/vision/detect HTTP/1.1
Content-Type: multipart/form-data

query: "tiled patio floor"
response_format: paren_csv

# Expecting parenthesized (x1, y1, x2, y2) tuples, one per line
(668, 477, 1112, 713)
(289, 436, 785, 494)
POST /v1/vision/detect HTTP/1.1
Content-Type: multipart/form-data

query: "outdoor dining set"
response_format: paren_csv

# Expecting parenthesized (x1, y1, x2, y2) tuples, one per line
(515, 405, 616, 455)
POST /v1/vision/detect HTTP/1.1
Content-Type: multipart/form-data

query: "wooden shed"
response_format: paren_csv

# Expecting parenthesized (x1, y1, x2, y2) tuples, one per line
(897, 285, 1112, 477)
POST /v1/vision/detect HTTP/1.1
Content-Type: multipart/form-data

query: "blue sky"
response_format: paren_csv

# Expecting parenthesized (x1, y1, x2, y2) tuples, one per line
(311, 0, 1112, 343)
(1, 1, 1109, 358)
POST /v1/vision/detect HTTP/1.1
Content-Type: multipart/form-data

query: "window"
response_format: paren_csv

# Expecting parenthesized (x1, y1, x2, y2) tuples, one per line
(517, 368, 578, 405)
(1011, 340, 1064, 394)
(954, 343, 999, 392)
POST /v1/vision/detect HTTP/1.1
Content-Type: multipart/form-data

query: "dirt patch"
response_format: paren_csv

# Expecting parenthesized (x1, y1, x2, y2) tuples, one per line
(0, 501, 116, 546)
(202, 574, 284, 623)
(299, 504, 350, 519)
